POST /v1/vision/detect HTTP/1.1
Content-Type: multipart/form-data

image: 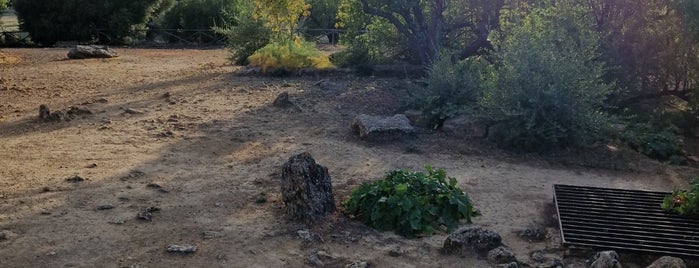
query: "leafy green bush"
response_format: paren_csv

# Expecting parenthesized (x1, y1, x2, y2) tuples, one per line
(621, 122, 684, 163)
(214, 2, 270, 65)
(404, 54, 493, 129)
(247, 39, 335, 75)
(13, 0, 173, 46)
(331, 41, 374, 75)
(480, 3, 611, 151)
(662, 179, 699, 217)
(343, 167, 478, 238)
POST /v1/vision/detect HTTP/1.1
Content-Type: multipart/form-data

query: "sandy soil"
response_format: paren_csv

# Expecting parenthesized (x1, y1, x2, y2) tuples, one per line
(0, 48, 695, 268)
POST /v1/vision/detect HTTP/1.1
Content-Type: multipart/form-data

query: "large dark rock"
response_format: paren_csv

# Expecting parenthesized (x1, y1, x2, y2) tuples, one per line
(281, 152, 336, 221)
(589, 250, 623, 268)
(646, 256, 687, 268)
(443, 226, 503, 256)
(351, 114, 415, 140)
(67, 45, 118, 59)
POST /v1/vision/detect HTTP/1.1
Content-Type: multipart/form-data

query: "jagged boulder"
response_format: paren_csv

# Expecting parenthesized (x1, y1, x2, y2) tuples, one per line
(67, 45, 118, 59)
(646, 256, 687, 268)
(443, 226, 503, 256)
(281, 152, 336, 221)
(589, 250, 623, 268)
(351, 114, 415, 140)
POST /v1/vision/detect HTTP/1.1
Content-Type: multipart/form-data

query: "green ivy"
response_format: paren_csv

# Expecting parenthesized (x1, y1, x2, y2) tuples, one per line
(661, 179, 699, 217)
(343, 167, 479, 238)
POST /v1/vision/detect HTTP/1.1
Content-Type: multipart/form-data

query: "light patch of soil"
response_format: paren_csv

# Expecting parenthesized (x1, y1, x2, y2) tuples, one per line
(0, 48, 694, 267)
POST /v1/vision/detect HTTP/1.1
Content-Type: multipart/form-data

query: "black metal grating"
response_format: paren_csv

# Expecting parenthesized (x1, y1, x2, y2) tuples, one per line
(553, 184, 699, 258)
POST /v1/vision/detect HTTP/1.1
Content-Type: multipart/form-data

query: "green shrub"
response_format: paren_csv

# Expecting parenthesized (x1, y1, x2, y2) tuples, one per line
(214, 5, 270, 65)
(480, 3, 611, 151)
(662, 179, 699, 217)
(343, 167, 478, 238)
(621, 122, 684, 163)
(13, 0, 172, 46)
(331, 41, 374, 75)
(247, 39, 335, 75)
(404, 54, 493, 129)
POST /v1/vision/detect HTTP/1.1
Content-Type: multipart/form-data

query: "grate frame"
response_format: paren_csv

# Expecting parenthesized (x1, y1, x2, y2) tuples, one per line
(553, 184, 699, 258)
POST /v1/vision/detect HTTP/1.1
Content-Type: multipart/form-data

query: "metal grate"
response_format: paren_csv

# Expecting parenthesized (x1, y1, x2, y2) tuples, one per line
(553, 184, 699, 258)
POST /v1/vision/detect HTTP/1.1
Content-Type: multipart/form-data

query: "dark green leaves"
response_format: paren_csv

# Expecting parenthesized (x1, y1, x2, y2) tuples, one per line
(342, 167, 479, 238)
(662, 178, 699, 217)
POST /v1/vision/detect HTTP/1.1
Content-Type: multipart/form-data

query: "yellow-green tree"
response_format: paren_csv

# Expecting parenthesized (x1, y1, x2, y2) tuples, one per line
(253, 0, 310, 41)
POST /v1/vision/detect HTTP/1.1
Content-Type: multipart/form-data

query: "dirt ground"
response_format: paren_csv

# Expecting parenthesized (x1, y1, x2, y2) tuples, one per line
(0, 48, 696, 268)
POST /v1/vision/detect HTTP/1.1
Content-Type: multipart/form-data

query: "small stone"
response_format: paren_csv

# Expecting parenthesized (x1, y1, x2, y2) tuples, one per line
(487, 246, 516, 264)
(86, 163, 97, 168)
(146, 183, 169, 193)
(203, 231, 224, 239)
(97, 205, 114, 210)
(0, 230, 17, 240)
(273, 92, 293, 108)
(108, 220, 125, 225)
(255, 193, 267, 204)
(589, 250, 622, 268)
(297, 229, 313, 245)
(388, 246, 404, 257)
(166, 244, 197, 253)
(137, 206, 160, 221)
(646, 256, 687, 268)
(499, 262, 519, 268)
(66, 175, 86, 183)
(46, 251, 57, 256)
(39, 104, 50, 121)
(345, 261, 368, 268)
(443, 226, 503, 256)
(123, 108, 144, 115)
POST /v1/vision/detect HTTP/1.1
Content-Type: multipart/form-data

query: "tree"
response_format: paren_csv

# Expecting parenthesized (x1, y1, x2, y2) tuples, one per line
(340, 0, 505, 67)
(480, 1, 612, 151)
(587, 0, 698, 107)
(253, 0, 310, 41)
(13, 0, 173, 46)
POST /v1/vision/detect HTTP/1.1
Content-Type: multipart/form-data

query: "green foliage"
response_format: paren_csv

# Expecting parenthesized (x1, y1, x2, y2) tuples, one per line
(662, 179, 699, 217)
(480, 2, 612, 151)
(213, 1, 270, 65)
(343, 167, 479, 238)
(157, 0, 239, 31)
(247, 38, 335, 75)
(621, 122, 685, 163)
(0, 0, 7, 11)
(404, 54, 493, 129)
(13, 0, 173, 46)
(336, 0, 415, 65)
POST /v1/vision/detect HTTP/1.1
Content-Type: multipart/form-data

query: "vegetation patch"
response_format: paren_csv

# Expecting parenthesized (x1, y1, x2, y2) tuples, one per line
(662, 179, 699, 217)
(248, 39, 335, 75)
(343, 167, 478, 238)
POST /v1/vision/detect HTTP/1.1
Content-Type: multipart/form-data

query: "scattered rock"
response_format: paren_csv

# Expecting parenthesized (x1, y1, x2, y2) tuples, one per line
(202, 231, 224, 239)
(97, 205, 114, 210)
(67, 45, 118, 59)
(156, 131, 175, 138)
(108, 220, 125, 225)
(306, 250, 334, 267)
(345, 261, 368, 268)
(388, 246, 405, 257)
(86, 163, 98, 168)
(146, 183, 169, 193)
(442, 115, 489, 138)
(589, 250, 623, 268)
(123, 108, 144, 115)
(443, 226, 503, 256)
(545, 228, 563, 251)
(166, 244, 197, 254)
(280, 152, 336, 222)
(66, 175, 86, 183)
(314, 79, 342, 91)
(518, 225, 546, 242)
(646, 256, 687, 268)
(351, 114, 415, 140)
(121, 170, 146, 181)
(235, 66, 261, 76)
(254, 193, 267, 204)
(487, 246, 517, 264)
(137, 206, 160, 221)
(39, 104, 50, 121)
(67, 106, 93, 116)
(0, 230, 17, 240)
(500, 262, 519, 268)
(272, 92, 294, 108)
